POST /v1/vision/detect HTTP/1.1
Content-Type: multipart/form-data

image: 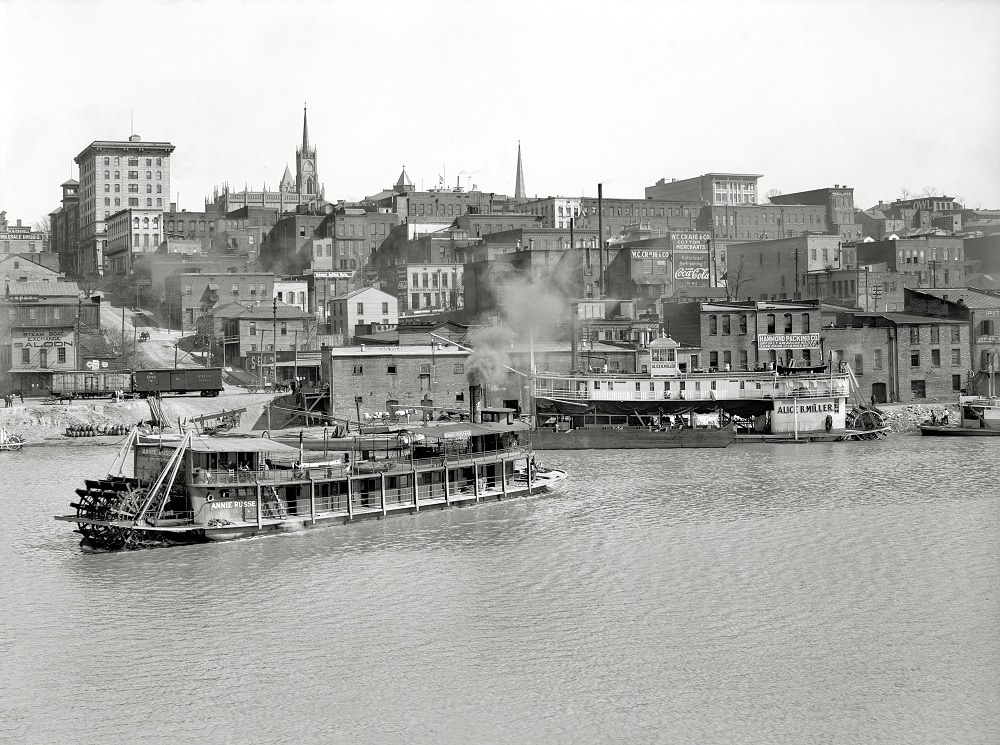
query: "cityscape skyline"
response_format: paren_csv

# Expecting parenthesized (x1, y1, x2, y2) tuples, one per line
(2, 0, 999, 224)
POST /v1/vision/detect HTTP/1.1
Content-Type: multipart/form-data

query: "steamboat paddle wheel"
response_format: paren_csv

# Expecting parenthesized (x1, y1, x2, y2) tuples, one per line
(71, 477, 146, 550)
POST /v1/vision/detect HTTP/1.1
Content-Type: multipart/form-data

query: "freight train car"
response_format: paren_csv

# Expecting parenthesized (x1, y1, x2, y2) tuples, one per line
(131, 367, 223, 397)
(50, 371, 133, 399)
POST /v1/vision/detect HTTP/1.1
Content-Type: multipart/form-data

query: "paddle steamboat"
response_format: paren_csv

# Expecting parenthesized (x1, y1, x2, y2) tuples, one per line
(56, 404, 567, 551)
(530, 336, 884, 448)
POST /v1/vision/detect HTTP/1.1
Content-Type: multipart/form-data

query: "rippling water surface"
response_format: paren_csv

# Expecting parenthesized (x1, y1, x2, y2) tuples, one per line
(2, 437, 998, 744)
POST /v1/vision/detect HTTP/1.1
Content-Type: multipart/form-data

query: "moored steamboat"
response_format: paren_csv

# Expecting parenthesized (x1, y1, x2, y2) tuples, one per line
(530, 336, 886, 447)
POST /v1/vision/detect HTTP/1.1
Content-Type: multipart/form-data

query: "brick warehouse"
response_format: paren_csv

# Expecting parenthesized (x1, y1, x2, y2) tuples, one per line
(823, 312, 970, 403)
(661, 300, 824, 371)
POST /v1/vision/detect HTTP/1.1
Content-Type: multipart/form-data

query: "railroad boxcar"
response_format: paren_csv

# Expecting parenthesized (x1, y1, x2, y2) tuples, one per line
(131, 367, 223, 397)
(49, 371, 133, 399)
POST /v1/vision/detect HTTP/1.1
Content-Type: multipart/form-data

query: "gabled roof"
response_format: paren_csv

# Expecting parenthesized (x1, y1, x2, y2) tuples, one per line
(332, 286, 395, 301)
(5, 280, 80, 299)
(911, 287, 1000, 309)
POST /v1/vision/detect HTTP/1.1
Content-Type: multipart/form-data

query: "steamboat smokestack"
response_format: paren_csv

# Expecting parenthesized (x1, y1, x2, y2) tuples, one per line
(469, 384, 483, 423)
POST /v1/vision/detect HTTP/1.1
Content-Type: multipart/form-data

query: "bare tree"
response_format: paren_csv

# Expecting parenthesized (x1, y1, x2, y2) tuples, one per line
(34, 216, 51, 232)
(765, 188, 782, 202)
(724, 256, 756, 301)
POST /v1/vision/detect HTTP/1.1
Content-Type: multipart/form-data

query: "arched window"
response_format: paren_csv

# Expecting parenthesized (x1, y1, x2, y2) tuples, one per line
(142, 217, 149, 228)
(133, 218, 140, 229)
(104, 157, 110, 166)
(146, 171, 151, 179)
(146, 184, 152, 193)
(152, 217, 159, 228)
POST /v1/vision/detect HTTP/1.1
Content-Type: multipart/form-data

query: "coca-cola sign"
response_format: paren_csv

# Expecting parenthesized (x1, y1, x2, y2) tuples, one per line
(674, 267, 710, 280)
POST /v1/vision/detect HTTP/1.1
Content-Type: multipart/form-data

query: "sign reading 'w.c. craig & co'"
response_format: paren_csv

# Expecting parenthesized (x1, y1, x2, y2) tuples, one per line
(757, 333, 821, 350)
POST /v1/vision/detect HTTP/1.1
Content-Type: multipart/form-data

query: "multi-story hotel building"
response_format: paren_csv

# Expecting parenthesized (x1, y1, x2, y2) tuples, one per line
(74, 134, 175, 277)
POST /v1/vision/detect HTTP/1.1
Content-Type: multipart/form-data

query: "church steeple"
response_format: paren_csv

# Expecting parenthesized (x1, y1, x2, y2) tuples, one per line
(514, 141, 526, 200)
(296, 103, 318, 198)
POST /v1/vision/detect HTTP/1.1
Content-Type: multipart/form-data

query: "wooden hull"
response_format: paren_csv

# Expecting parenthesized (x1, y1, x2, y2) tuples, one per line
(918, 425, 1000, 436)
(528, 428, 734, 450)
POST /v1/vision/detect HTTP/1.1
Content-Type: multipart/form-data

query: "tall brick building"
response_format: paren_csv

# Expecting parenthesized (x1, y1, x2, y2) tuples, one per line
(74, 134, 175, 277)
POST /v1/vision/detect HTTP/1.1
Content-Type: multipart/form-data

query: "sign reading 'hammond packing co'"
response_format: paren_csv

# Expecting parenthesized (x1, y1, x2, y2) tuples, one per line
(757, 333, 820, 350)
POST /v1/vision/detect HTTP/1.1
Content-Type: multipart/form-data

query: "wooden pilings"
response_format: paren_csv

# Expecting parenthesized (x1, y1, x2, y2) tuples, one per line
(309, 478, 316, 525)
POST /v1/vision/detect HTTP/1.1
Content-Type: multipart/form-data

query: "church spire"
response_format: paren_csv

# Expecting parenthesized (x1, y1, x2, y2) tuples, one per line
(514, 141, 526, 200)
(302, 103, 310, 152)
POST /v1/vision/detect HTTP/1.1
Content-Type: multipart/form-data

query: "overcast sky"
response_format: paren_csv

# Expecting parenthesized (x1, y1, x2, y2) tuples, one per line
(2, 0, 998, 226)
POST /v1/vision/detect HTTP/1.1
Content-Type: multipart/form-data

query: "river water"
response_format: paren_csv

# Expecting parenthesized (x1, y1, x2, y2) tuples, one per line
(1, 436, 998, 744)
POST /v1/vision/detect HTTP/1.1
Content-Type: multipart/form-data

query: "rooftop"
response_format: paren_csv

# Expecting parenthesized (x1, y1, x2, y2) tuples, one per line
(911, 287, 1000, 309)
(4, 281, 80, 299)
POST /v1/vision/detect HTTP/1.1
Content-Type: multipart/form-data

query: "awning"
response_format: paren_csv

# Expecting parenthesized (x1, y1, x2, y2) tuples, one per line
(405, 420, 528, 439)
(186, 437, 300, 454)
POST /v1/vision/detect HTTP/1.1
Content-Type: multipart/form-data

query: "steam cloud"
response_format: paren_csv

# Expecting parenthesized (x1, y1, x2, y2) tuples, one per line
(465, 325, 515, 388)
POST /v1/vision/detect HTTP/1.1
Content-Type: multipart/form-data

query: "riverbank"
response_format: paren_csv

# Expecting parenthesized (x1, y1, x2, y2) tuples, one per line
(879, 402, 958, 433)
(0, 389, 283, 443)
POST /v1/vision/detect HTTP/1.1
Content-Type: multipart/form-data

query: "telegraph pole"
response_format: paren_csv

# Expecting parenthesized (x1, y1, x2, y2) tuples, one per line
(794, 249, 800, 300)
(272, 296, 278, 386)
(597, 183, 604, 298)
(75, 298, 81, 370)
(871, 283, 883, 312)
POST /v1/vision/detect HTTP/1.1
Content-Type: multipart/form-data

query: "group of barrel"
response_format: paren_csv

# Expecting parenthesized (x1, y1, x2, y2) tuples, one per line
(64, 424, 131, 438)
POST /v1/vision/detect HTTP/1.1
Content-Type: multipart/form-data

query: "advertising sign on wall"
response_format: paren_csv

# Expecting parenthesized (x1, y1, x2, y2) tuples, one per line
(757, 333, 821, 350)
(669, 231, 711, 287)
(13, 329, 74, 349)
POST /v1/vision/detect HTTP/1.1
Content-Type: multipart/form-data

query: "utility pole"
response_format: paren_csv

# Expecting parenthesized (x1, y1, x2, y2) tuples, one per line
(707, 239, 714, 287)
(871, 283, 883, 312)
(75, 298, 81, 370)
(794, 249, 800, 300)
(272, 296, 278, 386)
(597, 183, 604, 298)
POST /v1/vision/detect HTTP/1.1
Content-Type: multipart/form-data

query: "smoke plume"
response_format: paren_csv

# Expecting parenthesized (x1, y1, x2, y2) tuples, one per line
(465, 325, 515, 388)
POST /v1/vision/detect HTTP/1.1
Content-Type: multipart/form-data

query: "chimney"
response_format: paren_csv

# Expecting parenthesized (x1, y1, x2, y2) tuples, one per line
(469, 384, 483, 423)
